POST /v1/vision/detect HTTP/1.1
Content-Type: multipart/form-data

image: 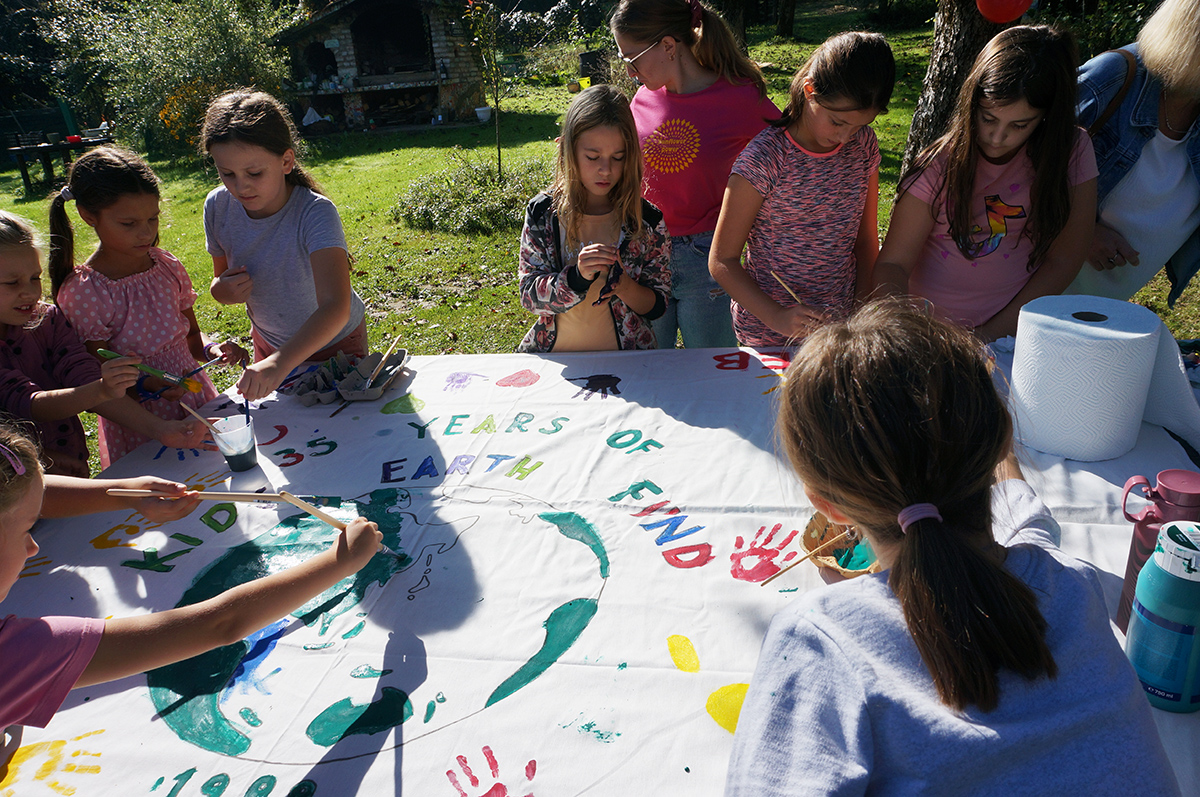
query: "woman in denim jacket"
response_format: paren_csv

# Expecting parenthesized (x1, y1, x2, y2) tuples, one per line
(1066, 0, 1200, 303)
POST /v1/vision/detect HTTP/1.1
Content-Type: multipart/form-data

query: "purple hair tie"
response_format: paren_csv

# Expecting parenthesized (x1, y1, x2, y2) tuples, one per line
(690, 0, 703, 27)
(897, 503, 941, 533)
(0, 443, 26, 476)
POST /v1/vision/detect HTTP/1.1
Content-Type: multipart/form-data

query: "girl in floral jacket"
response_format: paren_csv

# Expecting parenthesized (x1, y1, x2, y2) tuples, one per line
(517, 85, 671, 352)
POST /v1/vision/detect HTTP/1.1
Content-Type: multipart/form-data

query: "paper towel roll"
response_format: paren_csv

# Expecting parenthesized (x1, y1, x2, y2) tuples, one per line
(1010, 295, 1200, 461)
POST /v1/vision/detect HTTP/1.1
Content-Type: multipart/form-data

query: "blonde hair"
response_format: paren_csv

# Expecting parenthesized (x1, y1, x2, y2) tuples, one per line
(0, 422, 42, 515)
(1138, 0, 1200, 93)
(0, 210, 40, 253)
(551, 85, 645, 248)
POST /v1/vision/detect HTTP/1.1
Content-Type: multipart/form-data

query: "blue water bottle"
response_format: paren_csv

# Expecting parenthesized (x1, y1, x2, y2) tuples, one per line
(1125, 521, 1200, 712)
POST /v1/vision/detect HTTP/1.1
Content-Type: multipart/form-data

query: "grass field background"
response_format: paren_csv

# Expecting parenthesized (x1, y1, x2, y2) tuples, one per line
(3, 2, 1197, 472)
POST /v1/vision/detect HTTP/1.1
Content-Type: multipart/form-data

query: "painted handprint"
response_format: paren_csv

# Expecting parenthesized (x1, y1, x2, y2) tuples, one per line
(445, 745, 537, 797)
(445, 372, 487, 392)
(567, 374, 621, 400)
(729, 523, 800, 582)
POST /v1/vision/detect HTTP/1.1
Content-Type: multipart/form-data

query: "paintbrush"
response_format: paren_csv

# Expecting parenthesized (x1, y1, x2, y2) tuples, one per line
(97, 348, 202, 393)
(770, 270, 803, 306)
(184, 355, 223, 380)
(760, 527, 857, 587)
(179, 402, 221, 437)
(106, 488, 340, 505)
(366, 332, 404, 389)
(279, 491, 402, 558)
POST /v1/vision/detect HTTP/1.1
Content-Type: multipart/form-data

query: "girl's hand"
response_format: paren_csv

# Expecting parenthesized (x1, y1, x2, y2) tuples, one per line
(1088, 221, 1140, 270)
(238, 356, 286, 402)
(140, 374, 185, 402)
(118, 477, 202, 521)
(213, 267, 253, 304)
(154, 418, 208, 450)
(577, 243, 618, 281)
(337, 517, 383, 573)
(98, 356, 142, 402)
(768, 304, 829, 341)
(215, 340, 251, 368)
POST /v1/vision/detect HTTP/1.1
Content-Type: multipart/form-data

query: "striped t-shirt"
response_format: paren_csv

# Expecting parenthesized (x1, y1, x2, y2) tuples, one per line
(731, 125, 880, 346)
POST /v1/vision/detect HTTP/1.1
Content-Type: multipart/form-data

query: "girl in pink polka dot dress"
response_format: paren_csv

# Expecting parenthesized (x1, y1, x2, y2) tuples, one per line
(48, 147, 250, 467)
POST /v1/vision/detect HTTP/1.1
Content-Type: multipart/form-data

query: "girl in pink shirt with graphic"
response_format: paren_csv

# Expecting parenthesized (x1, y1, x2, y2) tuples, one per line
(874, 26, 1098, 341)
(611, 0, 780, 349)
(0, 422, 381, 730)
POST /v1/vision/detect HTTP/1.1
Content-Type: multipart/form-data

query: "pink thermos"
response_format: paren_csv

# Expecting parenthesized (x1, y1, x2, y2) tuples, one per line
(1119, 469, 1200, 631)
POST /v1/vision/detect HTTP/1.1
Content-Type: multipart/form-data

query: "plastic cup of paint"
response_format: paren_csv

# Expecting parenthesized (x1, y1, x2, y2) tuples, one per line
(212, 416, 257, 472)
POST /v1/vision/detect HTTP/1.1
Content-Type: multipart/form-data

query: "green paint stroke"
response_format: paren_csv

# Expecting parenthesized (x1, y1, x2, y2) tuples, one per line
(486, 597, 598, 707)
(537, 512, 609, 577)
(350, 665, 392, 678)
(578, 720, 621, 743)
(342, 620, 366, 639)
(381, 393, 424, 414)
(146, 489, 413, 757)
(304, 642, 334, 651)
(305, 686, 413, 747)
(239, 707, 263, 727)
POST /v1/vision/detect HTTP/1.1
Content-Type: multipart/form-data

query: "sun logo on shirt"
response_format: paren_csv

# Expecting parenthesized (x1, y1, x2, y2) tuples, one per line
(644, 119, 701, 174)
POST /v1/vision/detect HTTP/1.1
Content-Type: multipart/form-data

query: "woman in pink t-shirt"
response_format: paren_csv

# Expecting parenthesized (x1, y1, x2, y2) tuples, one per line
(874, 26, 1098, 341)
(611, 0, 780, 348)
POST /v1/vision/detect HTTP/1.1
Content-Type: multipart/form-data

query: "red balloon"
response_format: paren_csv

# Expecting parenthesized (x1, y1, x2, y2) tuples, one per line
(976, 0, 1033, 23)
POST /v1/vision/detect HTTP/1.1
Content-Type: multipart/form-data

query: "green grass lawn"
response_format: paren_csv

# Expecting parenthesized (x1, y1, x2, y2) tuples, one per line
(2, 2, 1198, 472)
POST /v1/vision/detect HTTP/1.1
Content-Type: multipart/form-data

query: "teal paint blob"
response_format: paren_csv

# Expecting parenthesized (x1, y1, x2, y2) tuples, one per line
(305, 686, 413, 747)
(834, 538, 877, 571)
(577, 720, 621, 743)
(147, 490, 414, 756)
(304, 642, 334, 651)
(239, 707, 263, 727)
(424, 700, 436, 723)
(342, 620, 366, 639)
(537, 512, 610, 577)
(486, 597, 598, 707)
(349, 665, 392, 678)
(617, 662, 627, 670)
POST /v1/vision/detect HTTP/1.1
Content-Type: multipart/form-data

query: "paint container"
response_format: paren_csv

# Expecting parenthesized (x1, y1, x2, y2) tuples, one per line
(212, 416, 258, 472)
(1125, 521, 1200, 712)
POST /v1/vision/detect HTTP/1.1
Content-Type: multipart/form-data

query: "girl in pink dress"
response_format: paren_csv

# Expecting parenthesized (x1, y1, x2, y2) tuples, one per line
(49, 146, 249, 467)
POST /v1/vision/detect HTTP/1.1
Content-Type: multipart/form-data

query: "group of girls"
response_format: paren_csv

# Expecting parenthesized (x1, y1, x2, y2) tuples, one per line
(521, 0, 1097, 352)
(0, 89, 365, 476)
(0, 0, 1183, 790)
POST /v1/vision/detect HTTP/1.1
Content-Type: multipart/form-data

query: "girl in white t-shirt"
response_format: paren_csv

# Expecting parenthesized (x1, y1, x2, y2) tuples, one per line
(726, 299, 1176, 796)
(202, 90, 368, 401)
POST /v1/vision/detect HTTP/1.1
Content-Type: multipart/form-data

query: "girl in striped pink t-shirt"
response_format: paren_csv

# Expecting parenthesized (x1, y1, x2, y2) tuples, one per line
(710, 32, 895, 346)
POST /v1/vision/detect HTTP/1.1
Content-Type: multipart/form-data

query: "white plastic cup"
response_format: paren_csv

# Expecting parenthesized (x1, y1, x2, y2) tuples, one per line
(212, 416, 257, 472)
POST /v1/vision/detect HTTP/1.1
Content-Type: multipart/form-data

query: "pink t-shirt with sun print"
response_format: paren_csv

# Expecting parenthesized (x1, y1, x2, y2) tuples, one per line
(904, 128, 1097, 329)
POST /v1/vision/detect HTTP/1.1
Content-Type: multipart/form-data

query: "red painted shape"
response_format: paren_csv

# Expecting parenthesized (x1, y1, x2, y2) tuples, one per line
(496, 369, 540, 387)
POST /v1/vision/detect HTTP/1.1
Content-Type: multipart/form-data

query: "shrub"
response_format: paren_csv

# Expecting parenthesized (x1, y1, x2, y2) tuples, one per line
(499, 10, 549, 52)
(397, 147, 553, 236)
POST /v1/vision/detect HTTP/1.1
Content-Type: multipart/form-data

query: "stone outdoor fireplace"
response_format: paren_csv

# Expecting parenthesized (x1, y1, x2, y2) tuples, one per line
(278, 0, 483, 128)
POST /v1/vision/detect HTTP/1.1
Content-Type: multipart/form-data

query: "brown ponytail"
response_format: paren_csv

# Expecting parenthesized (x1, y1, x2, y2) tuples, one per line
(48, 146, 160, 300)
(610, 0, 766, 96)
(778, 299, 1057, 712)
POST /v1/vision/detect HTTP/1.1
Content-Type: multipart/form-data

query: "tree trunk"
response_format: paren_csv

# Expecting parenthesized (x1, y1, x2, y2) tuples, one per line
(776, 0, 796, 39)
(900, 0, 1003, 177)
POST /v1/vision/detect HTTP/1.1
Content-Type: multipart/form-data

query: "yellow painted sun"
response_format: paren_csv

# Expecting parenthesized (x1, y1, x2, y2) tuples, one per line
(644, 119, 701, 174)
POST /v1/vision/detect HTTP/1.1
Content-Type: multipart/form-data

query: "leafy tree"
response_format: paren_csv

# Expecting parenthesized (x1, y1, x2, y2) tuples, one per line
(43, 0, 299, 156)
(465, 0, 506, 179)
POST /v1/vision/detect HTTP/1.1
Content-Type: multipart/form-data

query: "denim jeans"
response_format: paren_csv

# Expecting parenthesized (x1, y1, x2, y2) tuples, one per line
(651, 230, 737, 349)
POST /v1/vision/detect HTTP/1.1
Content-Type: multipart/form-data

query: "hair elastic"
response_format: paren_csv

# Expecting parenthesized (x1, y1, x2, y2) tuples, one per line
(0, 443, 26, 476)
(897, 503, 941, 533)
(59, 186, 74, 202)
(689, 0, 703, 27)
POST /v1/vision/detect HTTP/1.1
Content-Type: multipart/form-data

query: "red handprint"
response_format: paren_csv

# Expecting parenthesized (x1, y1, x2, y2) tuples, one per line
(730, 523, 800, 582)
(446, 745, 537, 797)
